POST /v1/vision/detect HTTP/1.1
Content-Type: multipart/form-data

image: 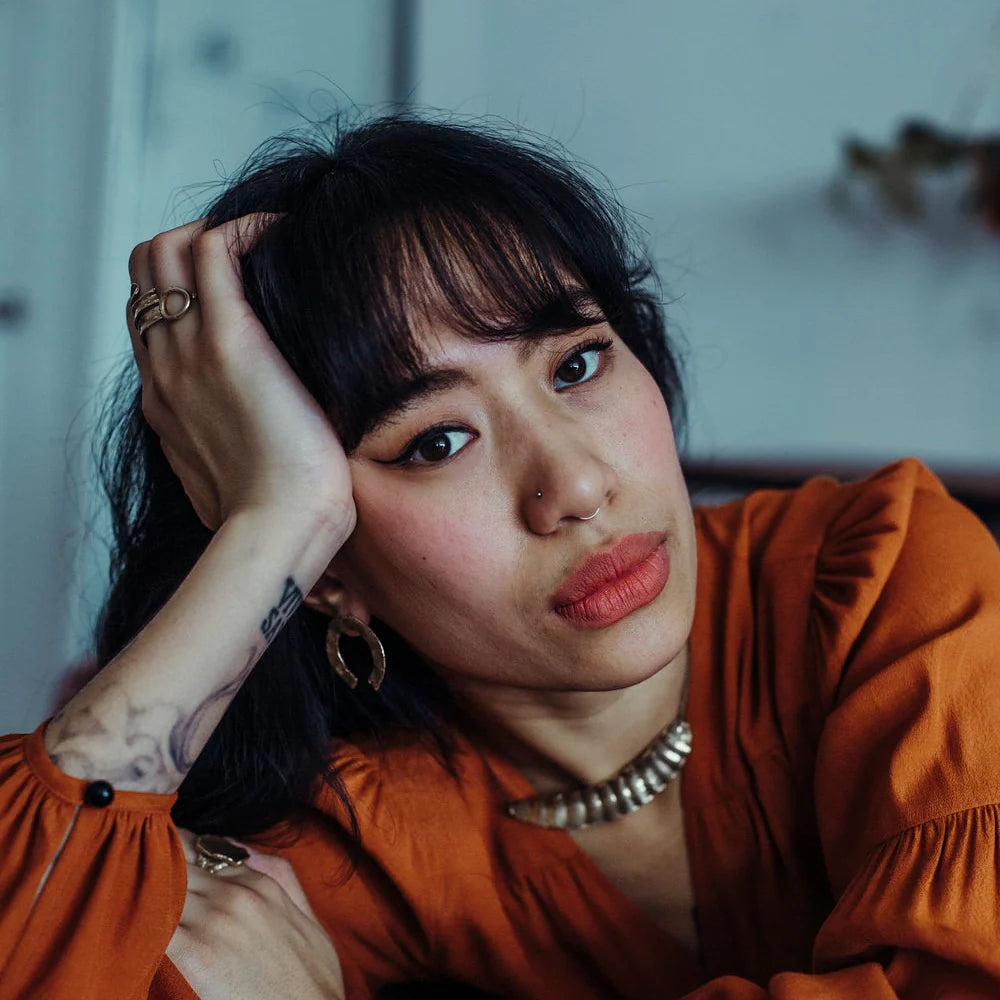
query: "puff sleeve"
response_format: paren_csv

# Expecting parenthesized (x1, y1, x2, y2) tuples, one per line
(689, 460, 1000, 998)
(0, 721, 186, 999)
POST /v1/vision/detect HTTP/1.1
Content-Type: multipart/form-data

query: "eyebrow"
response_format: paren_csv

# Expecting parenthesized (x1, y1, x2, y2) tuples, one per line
(366, 369, 471, 436)
(365, 337, 553, 437)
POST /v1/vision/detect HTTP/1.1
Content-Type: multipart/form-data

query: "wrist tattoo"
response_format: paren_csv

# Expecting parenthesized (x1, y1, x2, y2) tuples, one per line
(261, 576, 304, 642)
(46, 575, 305, 790)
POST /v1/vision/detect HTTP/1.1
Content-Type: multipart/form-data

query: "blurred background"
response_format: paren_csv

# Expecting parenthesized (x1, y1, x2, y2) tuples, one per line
(2, 0, 999, 733)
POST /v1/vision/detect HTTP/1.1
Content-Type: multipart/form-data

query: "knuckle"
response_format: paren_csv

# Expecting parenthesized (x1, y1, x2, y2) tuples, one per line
(226, 883, 265, 920)
(192, 227, 224, 264)
(148, 232, 174, 269)
(128, 242, 150, 277)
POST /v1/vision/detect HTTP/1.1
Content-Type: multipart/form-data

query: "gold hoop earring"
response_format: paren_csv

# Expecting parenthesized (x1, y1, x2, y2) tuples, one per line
(326, 615, 387, 692)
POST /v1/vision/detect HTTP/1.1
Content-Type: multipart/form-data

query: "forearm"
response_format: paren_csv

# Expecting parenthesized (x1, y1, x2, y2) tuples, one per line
(43, 506, 347, 794)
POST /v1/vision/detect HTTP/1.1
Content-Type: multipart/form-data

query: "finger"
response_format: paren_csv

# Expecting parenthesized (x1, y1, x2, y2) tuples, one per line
(127, 221, 201, 347)
(176, 829, 246, 878)
(164, 923, 196, 970)
(184, 851, 313, 925)
(176, 874, 215, 927)
(178, 830, 272, 888)
(183, 862, 264, 900)
(190, 212, 281, 329)
(241, 850, 320, 921)
(144, 219, 206, 354)
(126, 241, 154, 383)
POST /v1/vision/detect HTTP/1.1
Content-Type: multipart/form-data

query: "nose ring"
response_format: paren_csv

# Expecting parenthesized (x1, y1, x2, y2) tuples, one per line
(577, 507, 601, 521)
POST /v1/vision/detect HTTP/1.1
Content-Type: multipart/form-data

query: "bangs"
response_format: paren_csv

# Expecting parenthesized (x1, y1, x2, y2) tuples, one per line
(385, 203, 609, 343)
(209, 115, 680, 453)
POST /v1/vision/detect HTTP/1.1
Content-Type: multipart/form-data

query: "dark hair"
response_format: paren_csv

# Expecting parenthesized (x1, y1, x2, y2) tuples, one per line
(93, 112, 685, 839)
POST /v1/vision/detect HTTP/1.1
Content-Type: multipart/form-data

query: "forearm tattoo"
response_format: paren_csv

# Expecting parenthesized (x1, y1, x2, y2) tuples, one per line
(261, 577, 304, 642)
(46, 575, 304, 791)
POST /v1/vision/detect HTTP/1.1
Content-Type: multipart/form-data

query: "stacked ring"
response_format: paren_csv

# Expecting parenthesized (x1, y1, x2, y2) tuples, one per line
(129, 285, 198, 343)
(193, 834, 250, 875)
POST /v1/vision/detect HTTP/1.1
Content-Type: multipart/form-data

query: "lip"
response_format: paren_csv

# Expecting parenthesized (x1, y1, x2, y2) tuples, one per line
(551, 531, 670, 629)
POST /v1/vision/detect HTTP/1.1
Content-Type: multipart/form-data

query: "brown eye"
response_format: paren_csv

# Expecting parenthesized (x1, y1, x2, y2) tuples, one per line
(553, 341, 610, 390)
(556, 354, 587, 384)
(407, 428, 474, 464)
(417, 434, 452, 462)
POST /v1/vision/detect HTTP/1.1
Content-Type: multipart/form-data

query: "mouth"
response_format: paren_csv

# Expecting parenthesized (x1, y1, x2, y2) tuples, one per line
(550, 531, 670, 629)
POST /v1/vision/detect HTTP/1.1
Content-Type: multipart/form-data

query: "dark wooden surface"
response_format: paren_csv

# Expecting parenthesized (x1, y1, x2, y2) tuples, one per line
(683, 457, 1000, 536)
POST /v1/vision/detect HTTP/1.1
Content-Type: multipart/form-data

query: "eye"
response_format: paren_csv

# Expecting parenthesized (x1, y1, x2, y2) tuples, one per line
(400, 426, 475, 465)
(553, 338, 613, 390)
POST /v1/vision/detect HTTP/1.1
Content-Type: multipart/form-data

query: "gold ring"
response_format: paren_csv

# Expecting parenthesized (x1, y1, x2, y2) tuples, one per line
(130, 285, 198, 343)
(193, 834, 250, 875)
(135, 301, 165, 339)
(159, 286, 196, 320)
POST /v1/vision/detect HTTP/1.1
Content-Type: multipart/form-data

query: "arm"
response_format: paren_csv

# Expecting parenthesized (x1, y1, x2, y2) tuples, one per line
(44, 214, 354, 795)
(43, 506, 345, 794)
(0, 214, 354, 998)
(685, 464, 1000, 999)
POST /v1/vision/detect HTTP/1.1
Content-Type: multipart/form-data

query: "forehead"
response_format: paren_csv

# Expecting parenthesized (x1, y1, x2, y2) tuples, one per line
(412, 320, 553, 369)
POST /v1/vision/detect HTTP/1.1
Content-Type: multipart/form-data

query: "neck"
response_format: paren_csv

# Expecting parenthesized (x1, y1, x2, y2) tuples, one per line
(449, 643, 690, 794)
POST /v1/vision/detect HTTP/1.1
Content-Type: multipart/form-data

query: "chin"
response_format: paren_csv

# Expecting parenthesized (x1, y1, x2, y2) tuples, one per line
(556, 611, 690, 693)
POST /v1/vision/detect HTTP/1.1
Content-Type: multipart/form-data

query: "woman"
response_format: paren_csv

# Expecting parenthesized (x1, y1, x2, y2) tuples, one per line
(1, 113, 998, 1000)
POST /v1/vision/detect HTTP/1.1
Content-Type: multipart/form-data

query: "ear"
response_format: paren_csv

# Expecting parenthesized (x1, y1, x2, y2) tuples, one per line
(303, 565, 373, 625)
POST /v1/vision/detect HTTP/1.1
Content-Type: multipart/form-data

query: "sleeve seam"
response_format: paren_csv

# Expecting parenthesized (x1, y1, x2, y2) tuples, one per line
(864, 799, 1000, 856)
(22, 721, 178, 814)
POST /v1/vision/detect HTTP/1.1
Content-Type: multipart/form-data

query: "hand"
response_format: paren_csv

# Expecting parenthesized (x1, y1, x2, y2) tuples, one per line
(128, 216, 355, 539)
(167, 829, 345, 1000)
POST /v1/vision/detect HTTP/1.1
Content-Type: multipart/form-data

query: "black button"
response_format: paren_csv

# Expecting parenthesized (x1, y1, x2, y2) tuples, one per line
(83, 780, 115, 808)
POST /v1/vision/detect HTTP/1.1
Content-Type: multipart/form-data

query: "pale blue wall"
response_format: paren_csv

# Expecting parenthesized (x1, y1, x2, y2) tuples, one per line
(414, 1, 1000, 465)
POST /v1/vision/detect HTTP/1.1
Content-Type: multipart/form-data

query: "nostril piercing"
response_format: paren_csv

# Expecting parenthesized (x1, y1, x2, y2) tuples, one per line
(536, 491, 543, 498)
(578, 507, 601, 521)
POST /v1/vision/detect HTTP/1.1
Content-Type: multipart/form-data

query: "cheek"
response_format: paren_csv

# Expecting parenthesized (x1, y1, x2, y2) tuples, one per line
(343, 487, 513, 624)
(610, 366, 680, 475)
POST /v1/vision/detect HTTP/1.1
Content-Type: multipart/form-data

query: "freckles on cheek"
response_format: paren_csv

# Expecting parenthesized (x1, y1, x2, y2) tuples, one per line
(360, 501, 494, 600)
(615, 377, 676, 460)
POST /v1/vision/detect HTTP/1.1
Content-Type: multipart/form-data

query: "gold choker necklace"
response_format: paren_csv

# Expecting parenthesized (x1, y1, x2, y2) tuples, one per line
(505, 714, 692, 830)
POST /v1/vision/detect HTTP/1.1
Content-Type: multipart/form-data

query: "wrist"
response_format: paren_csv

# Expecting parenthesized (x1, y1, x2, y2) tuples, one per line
(226, 497, 355, 554)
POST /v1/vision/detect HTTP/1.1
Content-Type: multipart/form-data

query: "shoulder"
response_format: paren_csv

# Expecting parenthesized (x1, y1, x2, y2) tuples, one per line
(694, 458, 996, 671)
(693, 456, 972, 573)
(691, 459, 1000, 876)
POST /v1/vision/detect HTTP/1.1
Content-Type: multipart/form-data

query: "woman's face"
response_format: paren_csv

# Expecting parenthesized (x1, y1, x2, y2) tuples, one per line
(333, 319, 697, 697)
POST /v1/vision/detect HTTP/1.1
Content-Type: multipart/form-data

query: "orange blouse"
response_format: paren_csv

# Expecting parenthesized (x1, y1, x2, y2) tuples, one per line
(2, 459, 999, 999)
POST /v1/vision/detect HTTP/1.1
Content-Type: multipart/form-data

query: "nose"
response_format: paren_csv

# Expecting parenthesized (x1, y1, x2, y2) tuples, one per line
(517, 413, 619, 535)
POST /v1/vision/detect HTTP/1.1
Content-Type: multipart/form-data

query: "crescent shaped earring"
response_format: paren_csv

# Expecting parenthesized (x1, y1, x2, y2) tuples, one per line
(326, 615, 387, 692)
